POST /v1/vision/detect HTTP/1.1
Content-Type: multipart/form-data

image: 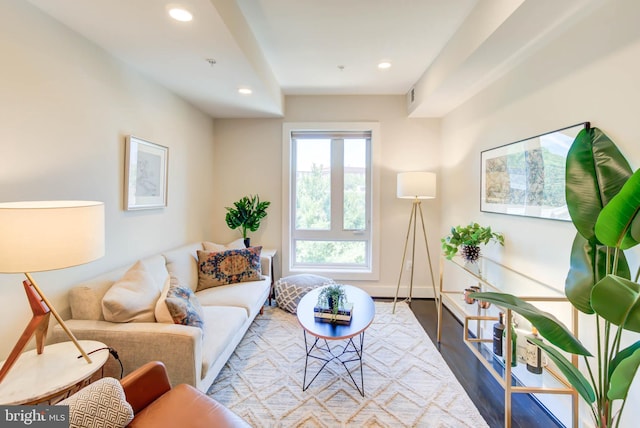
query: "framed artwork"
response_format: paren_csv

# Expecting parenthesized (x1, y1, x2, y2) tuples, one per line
(480, 122, 589, 221)
(124, 135, 168, 210)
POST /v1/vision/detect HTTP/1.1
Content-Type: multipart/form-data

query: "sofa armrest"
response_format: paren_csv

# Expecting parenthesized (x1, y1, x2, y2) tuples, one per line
(121, 361, 172, 414)
(50, 320, 203, 388)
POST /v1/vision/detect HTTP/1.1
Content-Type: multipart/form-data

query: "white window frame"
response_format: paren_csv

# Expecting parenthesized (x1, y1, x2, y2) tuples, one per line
(282, 122, 380, 280)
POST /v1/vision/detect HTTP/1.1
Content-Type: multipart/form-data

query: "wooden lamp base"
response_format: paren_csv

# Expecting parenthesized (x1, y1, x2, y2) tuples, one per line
(0, 276, 93, 384)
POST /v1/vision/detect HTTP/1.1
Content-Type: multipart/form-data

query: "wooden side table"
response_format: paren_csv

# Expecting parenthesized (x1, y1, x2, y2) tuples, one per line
(262, 248, 277, 305)
(0, 340, 109, 405)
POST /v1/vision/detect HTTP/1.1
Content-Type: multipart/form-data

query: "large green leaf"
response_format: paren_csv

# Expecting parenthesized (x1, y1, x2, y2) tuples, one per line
(608, 347, 640, 400)
(592, 275, 640, 332)
(609, 340, 640, 378)
(565, 233, 631, 314)
(469, 292, 591, 355)
(595, 168, 640, 250)
(566, 127, 632, 243)
(528, 337, 595, 404)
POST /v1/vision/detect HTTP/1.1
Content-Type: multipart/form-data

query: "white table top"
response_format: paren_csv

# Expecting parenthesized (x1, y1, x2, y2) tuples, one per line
(0, 340, 109, 405)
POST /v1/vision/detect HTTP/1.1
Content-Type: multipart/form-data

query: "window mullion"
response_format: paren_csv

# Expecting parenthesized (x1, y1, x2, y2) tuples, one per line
(331, 138, 344, 236)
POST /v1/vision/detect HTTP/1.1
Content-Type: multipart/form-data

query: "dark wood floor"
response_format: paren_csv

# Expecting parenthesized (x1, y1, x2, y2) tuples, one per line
(402, 298, 563, 428)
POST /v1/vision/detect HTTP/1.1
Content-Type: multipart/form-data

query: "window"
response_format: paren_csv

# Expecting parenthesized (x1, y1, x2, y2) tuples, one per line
(282, 123, 380, 280)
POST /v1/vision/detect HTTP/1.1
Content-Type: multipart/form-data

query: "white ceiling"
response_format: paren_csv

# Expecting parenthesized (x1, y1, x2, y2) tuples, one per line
(26, 0, 602, 118)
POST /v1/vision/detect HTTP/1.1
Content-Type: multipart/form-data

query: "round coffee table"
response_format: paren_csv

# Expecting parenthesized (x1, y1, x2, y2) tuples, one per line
(296, 284, 375, 396)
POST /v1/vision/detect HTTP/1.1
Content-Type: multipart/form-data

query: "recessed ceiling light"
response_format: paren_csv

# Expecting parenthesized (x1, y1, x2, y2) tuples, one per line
(238, 88, 252, 95)
(378, 61, 392, 69)
(168, 7, 193, 22)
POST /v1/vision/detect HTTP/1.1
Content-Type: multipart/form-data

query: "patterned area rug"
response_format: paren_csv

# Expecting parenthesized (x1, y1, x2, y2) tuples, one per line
(208, 302, 488, 427)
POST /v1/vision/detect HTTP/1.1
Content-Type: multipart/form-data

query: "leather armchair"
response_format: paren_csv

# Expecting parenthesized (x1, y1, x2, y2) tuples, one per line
(120, 361, 250, 428)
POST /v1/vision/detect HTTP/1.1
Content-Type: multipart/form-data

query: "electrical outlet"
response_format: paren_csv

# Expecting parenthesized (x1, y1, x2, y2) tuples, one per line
(405, 260, 412, 271)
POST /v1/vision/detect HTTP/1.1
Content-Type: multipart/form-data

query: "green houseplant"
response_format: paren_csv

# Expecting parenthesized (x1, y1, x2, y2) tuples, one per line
(471, 127, 640, 427)
(225, 195, 270, 247)
(316, 284, 348, 317)
(441, 222, 504, 262)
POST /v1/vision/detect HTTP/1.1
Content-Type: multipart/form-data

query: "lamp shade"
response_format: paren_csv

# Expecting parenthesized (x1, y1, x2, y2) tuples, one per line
(397, 172, 436, 199)
(0, 201, 105, 273)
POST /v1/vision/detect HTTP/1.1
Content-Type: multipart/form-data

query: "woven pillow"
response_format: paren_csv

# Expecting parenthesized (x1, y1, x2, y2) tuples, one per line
(165, 280, 205, 329)
(58, 377, 133, 428)
(197, 246, 262, 291)
(275, 274, 335, 314)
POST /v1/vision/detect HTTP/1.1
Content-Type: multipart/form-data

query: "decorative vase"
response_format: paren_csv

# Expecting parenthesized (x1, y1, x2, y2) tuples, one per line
(461, 245, 481, 263)
(327, 296, 335, 311)
(244, 238, 251, 248)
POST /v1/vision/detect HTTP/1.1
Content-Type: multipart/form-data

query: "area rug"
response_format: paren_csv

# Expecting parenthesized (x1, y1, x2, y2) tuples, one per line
(208, 302, 488, 427)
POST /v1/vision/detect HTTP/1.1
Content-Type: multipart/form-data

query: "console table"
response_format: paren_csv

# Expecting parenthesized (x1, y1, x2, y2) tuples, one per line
(437, 255, 578, 428)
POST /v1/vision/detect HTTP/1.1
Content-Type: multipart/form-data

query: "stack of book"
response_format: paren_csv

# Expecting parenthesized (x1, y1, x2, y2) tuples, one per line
(313, 303, 353, 324)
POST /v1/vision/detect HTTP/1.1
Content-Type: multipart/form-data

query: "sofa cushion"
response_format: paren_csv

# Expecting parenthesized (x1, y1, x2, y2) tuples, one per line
(102, 261, 160, 323)
(165, 280, 205, 329)
(195, 276, 271, 319)
(200, 306, 247, 379)
(196, 247, 262, 291)
(154, 275, 173, 323)
(58, 377, 134, 428)
(275, 274, 335, 314)
(203, 238, 246, 252)
(163, 243, 203, 293)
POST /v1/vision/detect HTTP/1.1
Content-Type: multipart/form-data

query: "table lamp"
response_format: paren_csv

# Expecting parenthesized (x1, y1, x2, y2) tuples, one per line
(393, 172, 437, 314)
(0, 201, 105, 383)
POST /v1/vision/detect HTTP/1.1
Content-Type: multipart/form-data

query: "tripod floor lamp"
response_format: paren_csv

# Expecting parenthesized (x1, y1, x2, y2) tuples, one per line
(0, 201, 105, 384)
(393, 172, 437, 314)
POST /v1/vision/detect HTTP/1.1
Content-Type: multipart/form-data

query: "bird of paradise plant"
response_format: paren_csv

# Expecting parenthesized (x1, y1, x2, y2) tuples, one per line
(471, 126, 640, 427)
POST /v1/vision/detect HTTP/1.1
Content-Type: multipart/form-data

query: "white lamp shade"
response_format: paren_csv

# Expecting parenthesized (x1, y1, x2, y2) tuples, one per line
(397, 172, 436, 199)
(0, 201, 105, 273)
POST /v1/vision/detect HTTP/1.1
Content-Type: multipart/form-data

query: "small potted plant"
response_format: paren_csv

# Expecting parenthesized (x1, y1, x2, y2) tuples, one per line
(225, 194, 271, 247)
(316, 284, 348, 316)
(441, 222, 504, 262)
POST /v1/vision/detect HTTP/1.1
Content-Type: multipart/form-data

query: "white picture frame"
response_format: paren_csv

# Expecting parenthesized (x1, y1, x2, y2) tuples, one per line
(124, 136, 168, 210)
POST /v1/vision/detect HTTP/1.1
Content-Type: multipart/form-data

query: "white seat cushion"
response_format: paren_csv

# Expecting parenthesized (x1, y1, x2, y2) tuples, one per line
(200, 306, 247, 379)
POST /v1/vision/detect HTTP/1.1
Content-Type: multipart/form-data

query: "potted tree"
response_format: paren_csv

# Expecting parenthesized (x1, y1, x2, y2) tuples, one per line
(225, 194, 270, 247)
(441, 222, 504, 262)
(471, 127, 640, 427)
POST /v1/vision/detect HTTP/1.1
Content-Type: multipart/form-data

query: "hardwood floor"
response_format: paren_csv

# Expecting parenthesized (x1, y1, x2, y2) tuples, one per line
(402, 298, 563, 428)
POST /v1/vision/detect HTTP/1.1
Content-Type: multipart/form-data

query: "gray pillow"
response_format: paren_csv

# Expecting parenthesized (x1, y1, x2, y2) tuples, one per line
(58, 378, 133, 428)
(275, 274, 334, 313)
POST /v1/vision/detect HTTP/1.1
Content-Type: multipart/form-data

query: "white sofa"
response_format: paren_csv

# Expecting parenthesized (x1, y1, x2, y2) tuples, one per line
(50, 242, 271, 392)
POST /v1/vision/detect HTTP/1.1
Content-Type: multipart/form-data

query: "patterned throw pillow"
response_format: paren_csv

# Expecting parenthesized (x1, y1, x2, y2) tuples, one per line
(197, 246, 262, 291)
(58, 377, 133, 428)
(165, 281, 205, 329)
(275, 274, 335, 314)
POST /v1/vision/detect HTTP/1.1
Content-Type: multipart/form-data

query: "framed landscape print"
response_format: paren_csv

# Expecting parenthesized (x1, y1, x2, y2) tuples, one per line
(480, 122, 589, 221)
(124, 135, 168, 210)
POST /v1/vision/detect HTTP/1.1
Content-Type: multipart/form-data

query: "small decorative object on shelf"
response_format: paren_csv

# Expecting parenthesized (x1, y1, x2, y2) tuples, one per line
(493, 312, 505, 357)
(315, 284, 351, 324)
(526, 327, 543, 374)
(503, 317, 517, 367)
(441, 222, 504, 263)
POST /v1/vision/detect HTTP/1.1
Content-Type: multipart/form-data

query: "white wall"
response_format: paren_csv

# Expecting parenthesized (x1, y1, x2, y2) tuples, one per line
(213, 95, 441, 296)
(0, 0, 216, 358)
(440, 0, 640, 426)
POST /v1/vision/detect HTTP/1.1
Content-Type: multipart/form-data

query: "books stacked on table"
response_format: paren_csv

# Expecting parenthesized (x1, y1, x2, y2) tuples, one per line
(313, 303, 353, 324)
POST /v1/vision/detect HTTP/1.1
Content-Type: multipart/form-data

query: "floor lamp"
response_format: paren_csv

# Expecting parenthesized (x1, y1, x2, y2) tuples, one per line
(393, 172, 437, 314)
(0, 201, 105, 384)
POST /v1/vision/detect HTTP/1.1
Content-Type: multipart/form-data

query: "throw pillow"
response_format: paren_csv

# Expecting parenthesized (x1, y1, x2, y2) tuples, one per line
(58, 377, 134, 428)
(102, 260, 160, 322)
(154, 274, 173, 323)
(197, 246, 262, 291)
(203, 238, 246, 252)
(275, 274, 335, 314)
(165, 280, 205, 329)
